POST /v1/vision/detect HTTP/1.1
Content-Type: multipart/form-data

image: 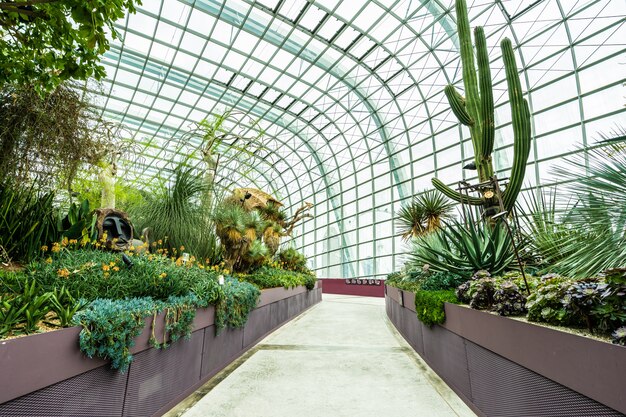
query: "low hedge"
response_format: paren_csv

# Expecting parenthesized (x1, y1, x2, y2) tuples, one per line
(414, 289, 459, 326)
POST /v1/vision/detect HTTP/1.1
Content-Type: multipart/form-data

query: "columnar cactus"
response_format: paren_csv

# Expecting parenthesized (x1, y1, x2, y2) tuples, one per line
(432, 0, 532, 213)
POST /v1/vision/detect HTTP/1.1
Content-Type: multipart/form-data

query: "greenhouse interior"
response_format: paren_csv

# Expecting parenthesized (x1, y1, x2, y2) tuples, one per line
(0, 0, 625, 416)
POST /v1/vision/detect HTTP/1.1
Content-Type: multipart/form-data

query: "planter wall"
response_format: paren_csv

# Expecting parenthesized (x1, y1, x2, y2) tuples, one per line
(0, 284, 322, 417)
(319, 278, 384, 297)
(385, 286, 626, 417)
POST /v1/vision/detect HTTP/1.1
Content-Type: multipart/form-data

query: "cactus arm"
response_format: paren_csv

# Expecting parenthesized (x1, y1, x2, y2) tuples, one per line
(432, 178, 484, 206)
(455, 0, 482, 159)
(475, 26, 494, 158)
(445, 85, 474, 126)
(501, 38, 532, 211)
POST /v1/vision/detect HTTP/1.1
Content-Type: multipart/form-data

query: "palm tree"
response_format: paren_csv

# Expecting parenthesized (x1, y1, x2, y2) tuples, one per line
(396, 190, 455, 241)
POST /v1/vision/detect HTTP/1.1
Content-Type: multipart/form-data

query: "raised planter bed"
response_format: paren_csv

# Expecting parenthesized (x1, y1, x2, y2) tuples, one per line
(385, 285, 626, 417)
(0, 283, 322, 417)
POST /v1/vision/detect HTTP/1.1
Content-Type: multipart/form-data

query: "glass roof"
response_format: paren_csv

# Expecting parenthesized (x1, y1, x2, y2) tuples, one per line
(95, 0, 626, 278)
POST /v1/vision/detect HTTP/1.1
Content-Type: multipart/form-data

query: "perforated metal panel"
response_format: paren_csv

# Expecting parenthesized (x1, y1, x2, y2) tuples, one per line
(466, 341, 624, 417)
(122, 331, 203, 417)
(422, 324, 472, 399)
(269, 299, 289, 330)
(201, 327, 244, 378)
(0, 365, 126, 417)
(387, 296, 626, 417)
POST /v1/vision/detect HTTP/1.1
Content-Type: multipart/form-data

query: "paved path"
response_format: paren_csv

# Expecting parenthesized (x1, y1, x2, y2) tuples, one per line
(167, 294, 476, 417)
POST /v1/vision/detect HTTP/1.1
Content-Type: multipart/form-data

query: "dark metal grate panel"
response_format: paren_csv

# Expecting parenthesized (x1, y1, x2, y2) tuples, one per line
(0, 365, 126, 417)
(422, 324, 472, 399)
(243, 304, 271, 347)
(269, 299, 288, 330)
(201, 327, 244, 378)
(466, 340, 624, 417)
(122, 331, 203, 417)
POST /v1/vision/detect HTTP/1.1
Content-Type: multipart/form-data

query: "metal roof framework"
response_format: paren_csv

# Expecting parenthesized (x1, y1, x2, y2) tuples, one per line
(95, 0, 626, 278)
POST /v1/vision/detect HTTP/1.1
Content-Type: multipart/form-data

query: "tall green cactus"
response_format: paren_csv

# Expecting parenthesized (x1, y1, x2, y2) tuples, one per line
(432, 0, 532, 213)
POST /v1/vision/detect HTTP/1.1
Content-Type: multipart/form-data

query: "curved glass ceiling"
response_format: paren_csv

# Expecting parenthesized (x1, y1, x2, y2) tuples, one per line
(94, 0, 626, 279)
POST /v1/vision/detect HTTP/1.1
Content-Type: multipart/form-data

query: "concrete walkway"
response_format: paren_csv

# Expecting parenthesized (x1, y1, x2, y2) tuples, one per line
(167, 294, 476, 417)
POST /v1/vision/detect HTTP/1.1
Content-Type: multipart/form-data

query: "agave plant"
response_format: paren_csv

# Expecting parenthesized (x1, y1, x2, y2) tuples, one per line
(396, 190, 454, 241)
(409, 219, 515, 276)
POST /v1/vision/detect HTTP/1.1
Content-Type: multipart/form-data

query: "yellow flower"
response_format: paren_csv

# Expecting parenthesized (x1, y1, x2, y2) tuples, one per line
(157, 239, 163, 245)
(152, 242, 157, 247)
(45, 257, 52, 264)
(40, 245, 48, 252)
(80, 236, 90, 246)
(175, 258, 183, 267)
(102, 265, 110, 272)
(223, 269, 230, 274)
(103, 272, 110, 278)
(109, 262, 115, 267)
(113, 266, 120, 272)
(57, 268, 70, 278)
(61, 237, 69, 247)
(69, 239, 78, 245)
(180, 245, 185, 251)
(94, 242, 101, 248)
(51, 243, 61, 253)
(159, 272, 167, 279)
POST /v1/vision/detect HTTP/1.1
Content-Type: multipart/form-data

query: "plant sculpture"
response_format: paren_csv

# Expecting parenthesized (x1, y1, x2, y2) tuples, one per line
(215, 188, 313, 273)
(432, 0, 532, 214)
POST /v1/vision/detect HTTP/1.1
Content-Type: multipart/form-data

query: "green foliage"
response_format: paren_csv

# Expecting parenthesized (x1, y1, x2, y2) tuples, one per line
(28, 249, 221, 302)
(135, 166, 221, 264)
(410, 219, 514, 276)
(0, 0, 141, 93)
(241, 266, 316, 290)
(74, 297, 155, 372)
(276, 247, 309, 274)
(386, 267, 465, 294)
(396, 190, 454, 240)
(58, 199, 97, 242)
(215, 278, 260, 331)
(526, 276, 578, 325)
(550, 144, 626, 276)
(432, 0, 531, 214)
(0, 83, 121, 189)
(48, 286, 88, 328)
(414, 290, 458, 326)
(420, 271, 466, 291)
(0, 181, 59, 263)
(18, 280, 52, 334)
(0, 277, 83, 337)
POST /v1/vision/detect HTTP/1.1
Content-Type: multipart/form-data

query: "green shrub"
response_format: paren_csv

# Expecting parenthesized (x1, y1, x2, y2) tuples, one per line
(414, 290, 458, 326)
(0, 182, 59, 263)
(241, 266, 316, 290)
(526, 276, 578, 325)
(420, 271, 466, 291)
(276, 248, 309, 274)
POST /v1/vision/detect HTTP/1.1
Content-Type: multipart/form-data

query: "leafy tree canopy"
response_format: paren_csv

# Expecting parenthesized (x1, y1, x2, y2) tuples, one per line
(0, 0, 141, 93)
